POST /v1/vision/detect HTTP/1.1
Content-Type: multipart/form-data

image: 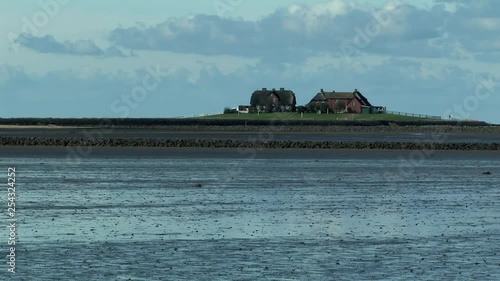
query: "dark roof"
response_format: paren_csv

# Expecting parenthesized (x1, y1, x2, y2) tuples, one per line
(352, 90, 371, 106)
(310, 92, 327, 102)
(310, 89, 372, 106)
(250, 88, 296, 106)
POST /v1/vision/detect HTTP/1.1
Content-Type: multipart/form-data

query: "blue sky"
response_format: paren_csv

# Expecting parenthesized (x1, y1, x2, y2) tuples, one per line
(1, 0, 499, 123)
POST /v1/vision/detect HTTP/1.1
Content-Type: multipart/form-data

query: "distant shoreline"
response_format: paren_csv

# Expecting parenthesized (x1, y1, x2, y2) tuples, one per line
(2, 122, 500, 137)
(0, 125, 83, 129)
(0, 117, 495, 128)
(1, 124, 500, 134)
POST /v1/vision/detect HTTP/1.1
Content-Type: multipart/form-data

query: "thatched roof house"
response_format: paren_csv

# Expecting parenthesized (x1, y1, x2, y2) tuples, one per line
(250, 88, 296, 112)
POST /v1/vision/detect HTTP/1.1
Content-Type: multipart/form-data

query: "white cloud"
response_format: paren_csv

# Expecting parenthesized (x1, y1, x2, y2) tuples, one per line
(1, 0, 500, 123)
(13, 34, 131, 57)
(281, 0, 355, 33)
(311, 0, 353, 16)
(471, 17, 500, 31)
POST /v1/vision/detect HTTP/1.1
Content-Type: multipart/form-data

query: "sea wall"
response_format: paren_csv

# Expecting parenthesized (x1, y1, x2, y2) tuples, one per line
(1, 137, 498, 150)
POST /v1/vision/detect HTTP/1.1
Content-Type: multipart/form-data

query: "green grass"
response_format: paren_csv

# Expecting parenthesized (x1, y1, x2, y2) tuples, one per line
(193, 112, 439, 121)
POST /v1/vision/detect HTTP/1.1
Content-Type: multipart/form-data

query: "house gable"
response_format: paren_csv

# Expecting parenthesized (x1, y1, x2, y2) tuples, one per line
(346, 97, 362, 113)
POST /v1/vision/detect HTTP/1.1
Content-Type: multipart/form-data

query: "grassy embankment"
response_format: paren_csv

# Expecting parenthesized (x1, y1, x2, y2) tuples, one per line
(196, 112, 439, 121)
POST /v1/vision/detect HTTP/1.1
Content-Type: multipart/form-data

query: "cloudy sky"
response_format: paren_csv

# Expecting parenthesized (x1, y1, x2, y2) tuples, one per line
(1, 0, 499, 123)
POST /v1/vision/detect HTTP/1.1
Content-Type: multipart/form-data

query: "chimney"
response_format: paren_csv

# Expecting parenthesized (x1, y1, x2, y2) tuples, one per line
(262, 88, 267, 91)
(280, 87, 285, 91)
(354, 88, 358, 92)
(320, 88, 324, 93)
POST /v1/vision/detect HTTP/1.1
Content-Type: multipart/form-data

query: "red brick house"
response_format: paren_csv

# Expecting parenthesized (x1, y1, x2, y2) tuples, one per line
(308, 89, 385, 114)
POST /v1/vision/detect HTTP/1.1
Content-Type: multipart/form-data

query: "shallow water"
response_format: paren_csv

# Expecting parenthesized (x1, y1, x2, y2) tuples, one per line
(1, 150, 500, 280)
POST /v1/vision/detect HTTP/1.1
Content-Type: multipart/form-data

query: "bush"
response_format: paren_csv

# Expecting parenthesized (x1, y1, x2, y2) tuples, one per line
(296, 106, 306, 113)
(318, 103, 329, 114)
(223, 107, 237, 114)
(305, 103, 315, 113)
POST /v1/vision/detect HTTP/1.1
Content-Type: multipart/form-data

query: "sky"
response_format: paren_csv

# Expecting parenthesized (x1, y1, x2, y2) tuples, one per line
(1, 0, 499, 123)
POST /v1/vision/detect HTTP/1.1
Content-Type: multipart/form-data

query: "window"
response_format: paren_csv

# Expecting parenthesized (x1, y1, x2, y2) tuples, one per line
(353, 101, 356, 106)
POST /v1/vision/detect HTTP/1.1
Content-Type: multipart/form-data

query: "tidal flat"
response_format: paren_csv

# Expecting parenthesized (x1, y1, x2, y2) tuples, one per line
(1, 147, 499, 280)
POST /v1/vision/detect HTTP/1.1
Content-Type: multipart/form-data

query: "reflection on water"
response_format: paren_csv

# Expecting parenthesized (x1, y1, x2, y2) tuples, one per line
(3, 156, 500, 280)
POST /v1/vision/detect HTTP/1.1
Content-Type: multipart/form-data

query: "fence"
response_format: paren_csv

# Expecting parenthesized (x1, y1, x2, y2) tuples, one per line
(175, 112, 224, 118)
(386, 111, 442, 119)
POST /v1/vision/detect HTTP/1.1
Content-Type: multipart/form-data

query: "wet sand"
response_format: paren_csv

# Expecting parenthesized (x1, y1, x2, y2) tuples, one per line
(1, 127, 500, 143)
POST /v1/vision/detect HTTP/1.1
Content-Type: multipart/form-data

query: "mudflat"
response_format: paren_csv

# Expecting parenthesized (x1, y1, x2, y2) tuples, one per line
(5, 152, 499, 280)
(0, 127, 500, 142)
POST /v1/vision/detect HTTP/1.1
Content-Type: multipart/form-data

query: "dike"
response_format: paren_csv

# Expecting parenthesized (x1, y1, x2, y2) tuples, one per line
(0, 137, 499, 151)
